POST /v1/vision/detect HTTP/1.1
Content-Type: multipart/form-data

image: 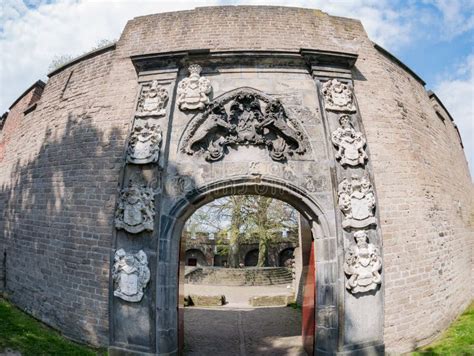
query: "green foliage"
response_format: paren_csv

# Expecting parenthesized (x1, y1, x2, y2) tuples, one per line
(48, 54, 74, 72)
(184, 195, 298, 266)
(287, 302, 302, 310)
(48, 38, 116, 72)
(412, 301, 474, 355)
(0, 298, 106, 356)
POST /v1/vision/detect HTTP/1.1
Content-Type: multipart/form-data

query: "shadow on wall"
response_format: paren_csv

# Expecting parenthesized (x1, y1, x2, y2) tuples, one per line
(0, 112, 126, 346)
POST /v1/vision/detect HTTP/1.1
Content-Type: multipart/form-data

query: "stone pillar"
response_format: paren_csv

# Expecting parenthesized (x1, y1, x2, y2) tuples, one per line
(303, 50, 385, 354)
(109, 60, 180, 355)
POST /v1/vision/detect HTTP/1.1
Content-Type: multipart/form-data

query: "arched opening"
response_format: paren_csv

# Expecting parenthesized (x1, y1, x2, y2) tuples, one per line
(178, 192, 317, 355)
(158, 177, 334, 355)
(184, 249, 208, 267)
(279, 247, 295, 267)
(244, 249, 259, 267)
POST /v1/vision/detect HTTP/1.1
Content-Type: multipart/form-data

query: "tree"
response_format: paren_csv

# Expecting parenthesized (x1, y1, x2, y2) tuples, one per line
(184, 195, 299, 267)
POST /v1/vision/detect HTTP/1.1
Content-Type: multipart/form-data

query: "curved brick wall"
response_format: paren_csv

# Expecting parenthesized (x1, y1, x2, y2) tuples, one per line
(0, 6, 472, 354)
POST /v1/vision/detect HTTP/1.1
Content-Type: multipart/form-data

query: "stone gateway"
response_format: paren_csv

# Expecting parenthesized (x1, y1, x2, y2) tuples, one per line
(0, 5, 472, 356)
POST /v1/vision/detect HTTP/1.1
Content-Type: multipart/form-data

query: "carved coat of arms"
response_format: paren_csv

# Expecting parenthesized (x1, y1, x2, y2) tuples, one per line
(136, 80, 169, 117)
(177, 64, 212, 111)
(344, 231, 382, 294)
(180, 88, 308, 162)
(338, 175, 376, 229)
(126, 121, 162, 164)
(331, 114, 368, 166)
(322, 79, 356, 112)
(112, 248, 150, 302)
(115, 180, 155, 233)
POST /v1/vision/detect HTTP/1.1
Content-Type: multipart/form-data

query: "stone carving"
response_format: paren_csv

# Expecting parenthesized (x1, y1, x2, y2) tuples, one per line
(177, 64, 212, 111)
(181, 88, 308, 162)
(344, 231, 382, 294)
(112, 248, 150, 302)
(115, 180, 155, 233)
(167, 175, 195, 196)
(331, 114, 368, 166)
(304, 176, 316, 192)
(322, 79, 356, 112)
(338, 175, 376, 229)
(126, 121, 162, 164)
(136, 80, 169, 117)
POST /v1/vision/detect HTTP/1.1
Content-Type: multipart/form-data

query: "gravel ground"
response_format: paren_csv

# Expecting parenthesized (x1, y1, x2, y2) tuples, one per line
(184, 306, 305, 356)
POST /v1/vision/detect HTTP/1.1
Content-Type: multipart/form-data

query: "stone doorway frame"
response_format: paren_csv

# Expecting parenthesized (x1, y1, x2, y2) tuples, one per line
(108, 49, 385, 356)
(159, 176, 338, 355)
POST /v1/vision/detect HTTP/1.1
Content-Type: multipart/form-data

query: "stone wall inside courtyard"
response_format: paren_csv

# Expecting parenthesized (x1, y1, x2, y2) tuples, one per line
(0, 5, 472, 355)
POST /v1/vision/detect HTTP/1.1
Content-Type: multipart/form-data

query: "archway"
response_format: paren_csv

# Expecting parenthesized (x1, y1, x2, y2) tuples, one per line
(159, 176, 335, 355)
(279, 247, 295, 267)
(181, 194, 312, 354)
(184, 249, 208, 267)
(244, 249, 259, 267)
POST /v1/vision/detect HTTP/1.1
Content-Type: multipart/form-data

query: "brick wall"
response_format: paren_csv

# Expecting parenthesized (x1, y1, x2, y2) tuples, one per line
(0, 47, 127, 346)
(116, 6, 365, 57)
(353, 38, 473, 353)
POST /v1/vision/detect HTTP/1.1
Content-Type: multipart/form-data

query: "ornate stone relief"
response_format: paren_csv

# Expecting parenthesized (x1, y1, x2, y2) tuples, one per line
(115, 180, 155, 233)
(338, 175, 376, 229)
(344, 231, 382, 294)
(177, 64, 212, 111)
(331, 114, 368, 166)
(112, 248, 150, 302)
(322, 79, 356, 112)
(136, 80, 169, 117)
(166, 175, 195, 196)
(126, 121, 162, 164)
(181, 88, 308, 162)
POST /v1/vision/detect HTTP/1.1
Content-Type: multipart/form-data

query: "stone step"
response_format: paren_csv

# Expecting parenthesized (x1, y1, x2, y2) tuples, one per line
(185, 267, 294, 286)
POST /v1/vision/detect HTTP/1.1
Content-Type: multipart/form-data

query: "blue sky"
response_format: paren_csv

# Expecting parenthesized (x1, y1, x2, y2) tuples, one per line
(1, 0, 473, 176)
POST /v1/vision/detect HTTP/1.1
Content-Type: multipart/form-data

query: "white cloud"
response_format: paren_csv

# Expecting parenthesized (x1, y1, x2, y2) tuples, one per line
(0, 1, 471, 176)
(0, 0, 220, 112)
(0, 0, 417, 113)
(219, 0, 415, 48)
(434, 54, 474, 177)
(423, 0, 474, 39)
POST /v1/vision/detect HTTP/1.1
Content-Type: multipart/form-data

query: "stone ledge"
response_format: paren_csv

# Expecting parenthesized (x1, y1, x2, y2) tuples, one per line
(249, 294, 294, 307)
(108, 346, 156, 356)
(186, 294, 226, 306)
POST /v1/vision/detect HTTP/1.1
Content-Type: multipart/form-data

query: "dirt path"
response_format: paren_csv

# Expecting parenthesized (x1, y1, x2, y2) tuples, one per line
(184, 306, 305, 356)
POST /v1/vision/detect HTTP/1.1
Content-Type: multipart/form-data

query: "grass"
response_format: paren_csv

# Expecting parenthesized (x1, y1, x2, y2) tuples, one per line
(0, 298, 106, 356)
(287, 302, 302, 310)
(413, 301, 474, 355)
(1, 297, 471, 355)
